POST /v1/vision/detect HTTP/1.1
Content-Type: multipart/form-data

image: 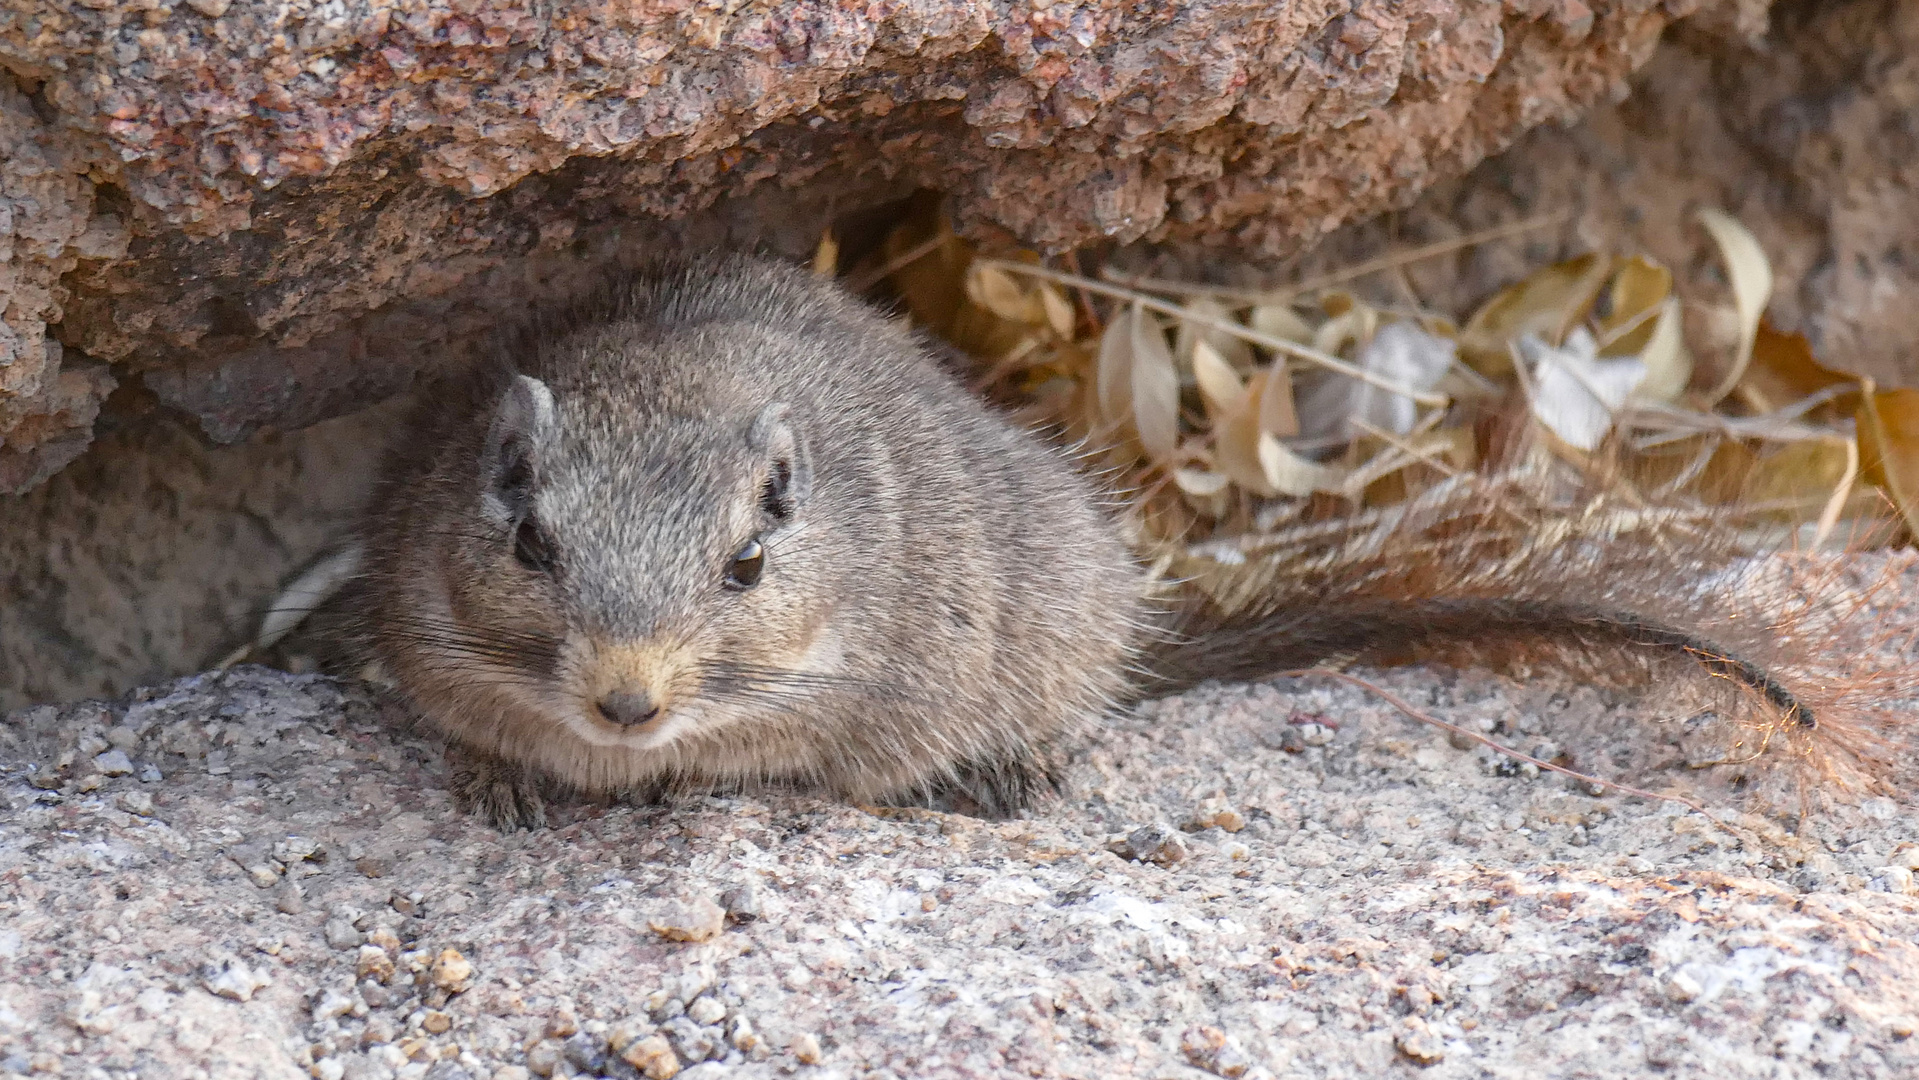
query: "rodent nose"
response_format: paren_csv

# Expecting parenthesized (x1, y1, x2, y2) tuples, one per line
(597, 689, 661, 727)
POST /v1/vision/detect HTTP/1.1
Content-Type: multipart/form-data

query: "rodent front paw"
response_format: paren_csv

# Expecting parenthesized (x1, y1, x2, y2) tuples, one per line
(447, 751, 549, 831)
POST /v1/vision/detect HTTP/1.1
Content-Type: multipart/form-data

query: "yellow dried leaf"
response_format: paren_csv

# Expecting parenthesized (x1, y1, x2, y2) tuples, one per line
(1258, 432, 1344, 497)
(1175, 297, 1255, 372)
(1312, 303, 1376, 360)
(1214, 372, 1278, 497)
(1040, 284, 1075, 338)
(1630, 298, 1692, 404)
(884, 203, 1039, 362)
(1697, 207, 1775, 404)
(1250, 304, 1314, 346)
(887, 211, 974, 339)
(1354, 428, 1475, 506)
(1856, 387, 1919, 537)
(1191, 339, 1246, 418)
(966, 264, 1038, 324)
(1095, 305, 1180, 462)
(1459, 254, 1611, 377)
(811, 231, 839, 278)
(1256, 360, 1300, 439)
(1595, 256, 1672, 355)
(1737, 320, 1857, 414)
(1172, 467, 1231, 496)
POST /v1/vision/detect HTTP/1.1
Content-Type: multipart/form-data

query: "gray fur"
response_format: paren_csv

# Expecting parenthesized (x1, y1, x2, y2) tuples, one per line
(356, 256, 1144, 826)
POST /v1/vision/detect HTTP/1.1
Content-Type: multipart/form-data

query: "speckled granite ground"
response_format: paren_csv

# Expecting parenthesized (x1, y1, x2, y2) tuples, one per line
(4, 619, 1918, 1078)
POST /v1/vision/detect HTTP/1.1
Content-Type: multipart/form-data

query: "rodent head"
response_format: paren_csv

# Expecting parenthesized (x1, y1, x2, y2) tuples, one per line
(435, 368, 830, 761)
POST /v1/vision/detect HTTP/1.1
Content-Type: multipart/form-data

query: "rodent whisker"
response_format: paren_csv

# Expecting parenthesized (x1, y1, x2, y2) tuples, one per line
(705, 663, 928, 704)
(372, 613, 565, 650)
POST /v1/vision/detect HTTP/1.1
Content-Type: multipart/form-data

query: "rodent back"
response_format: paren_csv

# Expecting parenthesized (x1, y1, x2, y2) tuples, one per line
(359, 256, 1146, 799)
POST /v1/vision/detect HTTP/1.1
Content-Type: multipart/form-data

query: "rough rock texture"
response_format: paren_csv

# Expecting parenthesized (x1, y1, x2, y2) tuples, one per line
(0, 75, 120, 492)
(0, 400, 396, 713)
(0, 0, 1752, 485)
(3, 558, 1917, 1078)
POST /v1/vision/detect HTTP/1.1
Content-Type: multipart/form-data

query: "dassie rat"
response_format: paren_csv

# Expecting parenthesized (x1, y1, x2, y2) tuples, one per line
(348, 255, 1811, 828)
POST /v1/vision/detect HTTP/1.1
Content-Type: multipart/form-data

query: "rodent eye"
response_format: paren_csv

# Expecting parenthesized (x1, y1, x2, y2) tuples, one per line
(723, 537, 765, 590)
(514, 516, 556, 574)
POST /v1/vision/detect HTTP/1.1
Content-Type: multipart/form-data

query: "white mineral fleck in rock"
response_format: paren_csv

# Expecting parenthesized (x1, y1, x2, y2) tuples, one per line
(201, 958, 268, 1002)
(92, 749, 134, 775)
(646, 897, 725, 943)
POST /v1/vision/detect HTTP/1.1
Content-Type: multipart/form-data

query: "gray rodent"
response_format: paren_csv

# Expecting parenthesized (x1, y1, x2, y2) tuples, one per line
(345, 254, 1812, 829)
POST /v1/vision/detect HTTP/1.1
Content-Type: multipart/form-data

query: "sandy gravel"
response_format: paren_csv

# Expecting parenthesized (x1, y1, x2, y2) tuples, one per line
(3, 653, 1918, 1079)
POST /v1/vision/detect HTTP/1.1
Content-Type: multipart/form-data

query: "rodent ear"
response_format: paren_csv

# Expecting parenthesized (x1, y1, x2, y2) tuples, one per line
(746, 402, 812, 519)
(480, 374, 558, 523)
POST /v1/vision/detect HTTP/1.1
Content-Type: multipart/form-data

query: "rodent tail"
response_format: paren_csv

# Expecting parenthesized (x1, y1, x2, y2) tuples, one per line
(1127, 470, 1913, 803)
(1142, 596, 1812, 729)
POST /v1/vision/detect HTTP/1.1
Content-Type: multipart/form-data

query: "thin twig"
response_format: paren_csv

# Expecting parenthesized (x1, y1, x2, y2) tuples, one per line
(1060, 249, 1104, 336)
(847, 232, 947, 293)
(1624, 396, 1845, 447)
(1274, 667, 1730, 829)
(1812, 435, 1860, 552)
(977, 259, 1451, 408)
(1098, 212, 1573, 303)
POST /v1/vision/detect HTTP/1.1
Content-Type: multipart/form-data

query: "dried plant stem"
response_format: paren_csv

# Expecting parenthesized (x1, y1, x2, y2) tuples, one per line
(1812, 436, 1860, 552)
(978, 259, 1450, 408)
(1275, 667, 1729, 829)
(847, 232, 947, 293)
(1098, 212, 1572, 302)
(1626, 398, 1842, 447)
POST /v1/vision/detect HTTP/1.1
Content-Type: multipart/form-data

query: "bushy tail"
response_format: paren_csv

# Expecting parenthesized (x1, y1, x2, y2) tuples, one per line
(1145, 596, 1811, 729)
(1131, 470, 1911, 802)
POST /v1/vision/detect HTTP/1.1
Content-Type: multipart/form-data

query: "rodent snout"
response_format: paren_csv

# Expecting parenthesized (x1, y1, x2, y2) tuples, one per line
(596, 688, 662, 728)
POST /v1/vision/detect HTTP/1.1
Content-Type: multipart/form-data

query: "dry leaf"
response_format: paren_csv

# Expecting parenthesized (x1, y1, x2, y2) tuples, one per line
(1744, 438, 1852, 506)
(966, 264, 1040, 325)
(887, 211, 978, 340)
(1172, 467, 1232, 497)
(1297, 321, 1453, 442)
(1250, 303, 1314, 347)
(1594, 256, 1671, 354)
(1129, 307, 1182, 462)
(1354, 426, 1477, 507)
(1191, 339, 1247, 417)
(1737, 320, 1857, 414)
(1040, 284, 1075, 338)
(1257, 359, 1301, 439)
(1097, 305, 1180, 461)
(1697, 207, 1774, 404)
(1857, 387, 1919, 537)
(1311, 298, 1376, 359)
(1175, 297, 1255, 371)
(1095, 304, 1138, 426)
(885, 204, 1040, 362)
(1258, 432, 1345, 497)
(1630, 298, 1692, 404)
(1521, 328, 1646, 451)
(1215, 370, 1278, 496)
(1459, 254, 1612, 376)
(812, 231, 839, 278)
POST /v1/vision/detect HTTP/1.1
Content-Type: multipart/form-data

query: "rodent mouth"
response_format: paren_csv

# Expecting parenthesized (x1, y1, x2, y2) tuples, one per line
(595, 710, 669, 738)
(557, 699, 688, 752)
